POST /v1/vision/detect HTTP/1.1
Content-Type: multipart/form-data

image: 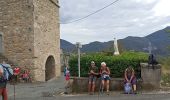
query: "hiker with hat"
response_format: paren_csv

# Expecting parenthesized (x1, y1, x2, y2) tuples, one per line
(88, 61, 99, 95)
(99, 62, 110, 95)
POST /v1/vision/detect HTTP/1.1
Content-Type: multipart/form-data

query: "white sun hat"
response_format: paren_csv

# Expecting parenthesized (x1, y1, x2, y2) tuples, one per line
(101, 62, 106, 66)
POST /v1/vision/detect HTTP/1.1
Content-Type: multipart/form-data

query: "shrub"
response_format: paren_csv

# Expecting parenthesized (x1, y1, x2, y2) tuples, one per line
(69, 52, 148, 78)
(161, 73, 170, 87)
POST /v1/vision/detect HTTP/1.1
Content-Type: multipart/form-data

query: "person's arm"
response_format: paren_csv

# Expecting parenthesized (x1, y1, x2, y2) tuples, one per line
(93, 67, 99, 75)
(124, 69, 129, 82)
(106, 67, 110, 75)
(88, 67, 91, 75)
(130, 69, 135, 82)
(99, 68, 102, 75)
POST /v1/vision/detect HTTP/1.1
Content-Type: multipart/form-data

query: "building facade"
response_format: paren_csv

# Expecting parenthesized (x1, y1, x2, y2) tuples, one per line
(0, 0, 60, 81)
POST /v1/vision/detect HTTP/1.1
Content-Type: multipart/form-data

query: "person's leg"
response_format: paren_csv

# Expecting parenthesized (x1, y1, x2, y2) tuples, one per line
(0, 88, 3, 100)
(88, 77, 92, 94)
(106, 80, 110, 92)
(133, 84, 137, 91)
(64, 80, 70, 94)
(2, 88, 8, 100)
(101, 80, 105, 92)
(88, 82, 92, 93)
(131, 77, 137, 93)
(91, 77, 96, 94)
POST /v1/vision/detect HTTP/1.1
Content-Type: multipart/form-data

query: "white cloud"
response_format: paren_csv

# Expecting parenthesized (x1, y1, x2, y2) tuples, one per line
(152, 0, 170, 16)
(59, 0, 170, 44)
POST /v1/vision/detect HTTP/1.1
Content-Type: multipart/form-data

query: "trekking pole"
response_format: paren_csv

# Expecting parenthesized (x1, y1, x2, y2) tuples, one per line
(98, 75, 103, 95)
(14, 82, 15, 100)
(98, 80, 101, 100)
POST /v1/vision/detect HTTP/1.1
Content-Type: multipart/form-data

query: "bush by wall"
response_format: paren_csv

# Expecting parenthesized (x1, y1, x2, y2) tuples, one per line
(69, 52, 148, 78)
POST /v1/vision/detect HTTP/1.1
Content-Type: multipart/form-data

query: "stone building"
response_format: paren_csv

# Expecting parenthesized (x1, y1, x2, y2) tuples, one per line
(0, 0, 60, 81)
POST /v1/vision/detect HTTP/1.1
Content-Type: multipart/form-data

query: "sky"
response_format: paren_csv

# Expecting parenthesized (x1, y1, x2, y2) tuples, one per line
(59, 0, 170, 44)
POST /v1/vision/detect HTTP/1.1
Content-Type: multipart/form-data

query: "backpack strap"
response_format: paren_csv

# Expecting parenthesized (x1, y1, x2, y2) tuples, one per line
(1, 64, 10, 75)
(1, 64, 13, 80)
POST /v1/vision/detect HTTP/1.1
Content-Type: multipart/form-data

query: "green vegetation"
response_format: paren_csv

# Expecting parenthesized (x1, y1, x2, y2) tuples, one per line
(161, 73, 170, 87)
(69, 52, 148, 78)
(165, 29, 170, 33)
(159, 57, 170, 87)
(160, 57, 170, 70)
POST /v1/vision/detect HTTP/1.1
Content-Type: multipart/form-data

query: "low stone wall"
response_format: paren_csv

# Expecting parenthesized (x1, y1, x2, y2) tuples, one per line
(71, 77, 142, 93)
(70, 63, 161, 93)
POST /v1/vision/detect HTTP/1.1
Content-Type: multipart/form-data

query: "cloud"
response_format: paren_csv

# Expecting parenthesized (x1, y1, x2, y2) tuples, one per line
(152, 0, 170, 16)
(59, 0, 170, 44)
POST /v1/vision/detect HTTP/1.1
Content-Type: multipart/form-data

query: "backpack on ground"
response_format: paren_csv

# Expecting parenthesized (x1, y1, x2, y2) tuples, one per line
(124, 83, 132, 94)
(1, 64, 13, 81)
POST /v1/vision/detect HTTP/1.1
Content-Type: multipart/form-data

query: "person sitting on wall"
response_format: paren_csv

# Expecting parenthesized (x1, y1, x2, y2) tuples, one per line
(124, 66, 137, 94)
(99, 62, 110, 95)
(88, 61, 99, 95)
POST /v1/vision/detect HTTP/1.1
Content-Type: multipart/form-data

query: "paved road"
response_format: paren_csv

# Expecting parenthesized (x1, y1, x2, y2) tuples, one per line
(58, 94, 170, 100)
(7, 75, 65, 100)
(7, 93, 170, 100)
(4, 74, 170, 100)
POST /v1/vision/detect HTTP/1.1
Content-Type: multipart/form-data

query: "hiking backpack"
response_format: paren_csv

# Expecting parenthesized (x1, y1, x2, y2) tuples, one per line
(124, 83, 132, 94)
(1, 64, 13, 81)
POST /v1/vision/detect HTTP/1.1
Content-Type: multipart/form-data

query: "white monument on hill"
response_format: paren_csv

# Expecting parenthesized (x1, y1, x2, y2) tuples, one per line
(114, 37, 120, 55)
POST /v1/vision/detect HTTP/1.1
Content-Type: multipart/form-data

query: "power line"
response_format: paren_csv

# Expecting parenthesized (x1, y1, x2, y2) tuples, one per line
(60, 0, 120, 24)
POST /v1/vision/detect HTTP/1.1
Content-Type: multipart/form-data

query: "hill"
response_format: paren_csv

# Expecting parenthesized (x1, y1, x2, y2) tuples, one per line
(61, 26, 170, 56)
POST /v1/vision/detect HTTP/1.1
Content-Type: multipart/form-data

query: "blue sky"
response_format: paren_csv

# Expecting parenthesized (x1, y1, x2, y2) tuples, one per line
(59, 0, 170, 44)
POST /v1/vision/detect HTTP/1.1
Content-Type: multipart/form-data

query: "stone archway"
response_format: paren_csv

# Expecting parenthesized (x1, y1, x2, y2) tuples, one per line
(45, 56, 56, 81)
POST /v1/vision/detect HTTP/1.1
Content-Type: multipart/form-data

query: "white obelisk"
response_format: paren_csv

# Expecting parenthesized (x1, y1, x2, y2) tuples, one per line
(114, 37, 120, 55)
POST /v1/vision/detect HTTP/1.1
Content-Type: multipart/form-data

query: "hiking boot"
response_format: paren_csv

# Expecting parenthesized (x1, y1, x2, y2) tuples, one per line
(133, 91, 137, 94)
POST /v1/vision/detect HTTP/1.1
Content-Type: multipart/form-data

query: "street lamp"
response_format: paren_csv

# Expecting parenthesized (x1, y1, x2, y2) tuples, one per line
(76, 42, 82, 77)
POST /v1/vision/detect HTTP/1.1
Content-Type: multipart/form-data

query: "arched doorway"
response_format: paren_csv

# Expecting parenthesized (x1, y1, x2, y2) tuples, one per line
(45, 56, 56, 81)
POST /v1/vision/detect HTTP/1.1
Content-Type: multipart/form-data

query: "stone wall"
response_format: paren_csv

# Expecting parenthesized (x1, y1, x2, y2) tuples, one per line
(0, 0, 60, 81)
(71, 63, 162, 93)
(71, 77, 142, 93)
(140, 63, 161, 90)
(0, 0, 35, 67)
(33, 0, 60, 81)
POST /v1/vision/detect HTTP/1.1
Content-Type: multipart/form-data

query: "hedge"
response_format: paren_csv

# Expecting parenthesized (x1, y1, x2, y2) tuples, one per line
(69, 52, 148, 78)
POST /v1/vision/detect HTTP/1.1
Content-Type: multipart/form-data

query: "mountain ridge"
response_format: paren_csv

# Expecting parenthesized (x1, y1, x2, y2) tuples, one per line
(61, 26, 170, 56)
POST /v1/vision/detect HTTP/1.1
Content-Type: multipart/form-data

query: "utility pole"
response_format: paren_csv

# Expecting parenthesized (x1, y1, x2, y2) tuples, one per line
(76, 42, 82, 77)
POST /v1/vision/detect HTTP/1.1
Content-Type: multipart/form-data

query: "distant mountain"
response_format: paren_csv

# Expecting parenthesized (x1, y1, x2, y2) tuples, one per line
(60, 26, 170, 56)
(146, 26, 170, 56)
(60, 39, 75, 52)
(81, 41, 113, 52)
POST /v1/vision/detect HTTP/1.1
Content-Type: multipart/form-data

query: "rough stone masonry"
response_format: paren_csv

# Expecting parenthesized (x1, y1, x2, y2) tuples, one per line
(0, 0, 60, 81)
